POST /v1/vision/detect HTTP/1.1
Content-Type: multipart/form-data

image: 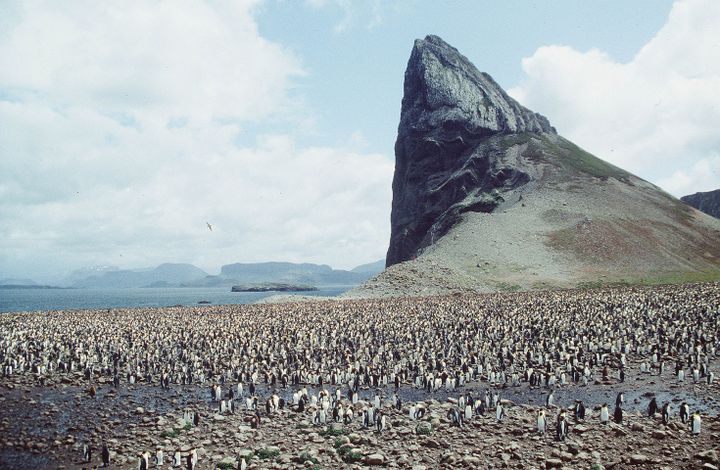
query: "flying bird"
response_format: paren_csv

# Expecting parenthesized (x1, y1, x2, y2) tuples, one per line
(206, 222, 213, 231)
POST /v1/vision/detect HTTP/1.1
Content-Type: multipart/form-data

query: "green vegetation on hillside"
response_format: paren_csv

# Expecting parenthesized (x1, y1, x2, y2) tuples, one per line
(578, 271, 720, 289)
(540, 135, 631, 180)
(499, 132, 631, 180)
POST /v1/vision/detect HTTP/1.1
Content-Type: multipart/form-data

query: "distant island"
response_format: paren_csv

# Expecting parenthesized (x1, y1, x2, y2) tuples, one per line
(231, 283, 319, 293)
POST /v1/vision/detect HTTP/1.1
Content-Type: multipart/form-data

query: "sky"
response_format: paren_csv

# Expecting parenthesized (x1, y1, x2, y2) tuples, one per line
(1, 0, 718, 282)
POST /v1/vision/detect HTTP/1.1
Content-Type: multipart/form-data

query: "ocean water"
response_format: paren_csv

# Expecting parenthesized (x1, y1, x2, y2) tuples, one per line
(0, 286, 351, 313)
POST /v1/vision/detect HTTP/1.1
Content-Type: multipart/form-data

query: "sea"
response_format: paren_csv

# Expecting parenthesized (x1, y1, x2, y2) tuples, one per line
(0, 286, 351, 313)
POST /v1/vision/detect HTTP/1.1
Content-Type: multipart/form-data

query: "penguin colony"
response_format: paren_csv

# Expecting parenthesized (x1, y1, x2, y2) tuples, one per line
(0, 282, 718, 469)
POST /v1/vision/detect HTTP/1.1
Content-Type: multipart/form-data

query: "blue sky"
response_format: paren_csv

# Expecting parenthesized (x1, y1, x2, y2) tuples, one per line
(255, 0, 674, 154)
(0, 0, 718, 282)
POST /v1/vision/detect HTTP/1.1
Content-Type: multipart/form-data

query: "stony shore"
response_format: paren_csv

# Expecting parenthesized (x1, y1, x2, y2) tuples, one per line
(1, 285, 719, 469)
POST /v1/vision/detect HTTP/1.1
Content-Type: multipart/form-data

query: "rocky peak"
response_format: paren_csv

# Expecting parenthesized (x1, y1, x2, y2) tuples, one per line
(402, 35, 555, 136)
(386, 35, 555, 267)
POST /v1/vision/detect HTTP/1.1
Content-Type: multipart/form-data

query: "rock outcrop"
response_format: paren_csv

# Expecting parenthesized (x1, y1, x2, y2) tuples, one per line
(387, 35, 555, 266)
(682, 189, 720, 219)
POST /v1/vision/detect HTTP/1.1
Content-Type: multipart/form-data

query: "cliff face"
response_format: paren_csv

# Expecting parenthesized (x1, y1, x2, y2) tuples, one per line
(682, 189, 720, 219)
(387, 35, 555, 266)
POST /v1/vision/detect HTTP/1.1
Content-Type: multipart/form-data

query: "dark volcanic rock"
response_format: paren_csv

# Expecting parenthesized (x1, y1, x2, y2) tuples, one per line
(682, 189, 720, 219)
(386, 35, 555, 267)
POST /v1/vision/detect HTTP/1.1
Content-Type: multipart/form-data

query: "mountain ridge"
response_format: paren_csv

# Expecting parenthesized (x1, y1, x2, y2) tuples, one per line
(60, 260, 384, 289)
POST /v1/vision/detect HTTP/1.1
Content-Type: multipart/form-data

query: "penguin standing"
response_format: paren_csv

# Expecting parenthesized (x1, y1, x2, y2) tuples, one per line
(615, 392, 624, 408)
(574, 400, 586, 422)
(555, 413, 568, 441)
(537, 409, 546, 434)
(691, 411, 701, 435)
(647, 397, 658, 417)
(101, 443, 110, 467)
(447, 407, 462, 427)
(661, 403, 670, 425)
(464, 404, 472, 421)
(83, 442, 92, 463)
(173, 449, 182, 467)
(496, 402, 504, 422)
(680, 402, 690, 423)
(613, 404, 623, 424)
(376, 411, 386, 433)
(600, 404, 609, 424)
(546, 391, 554, 408)
(155, 447, 164, 466)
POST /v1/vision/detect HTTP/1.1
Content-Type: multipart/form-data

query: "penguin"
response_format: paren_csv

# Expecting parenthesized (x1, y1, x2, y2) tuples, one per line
(537, 409, 546, 434)
(546, 390, 554, 408)
(691, 411, 701, 435)
(376, 411, 386, 433)
(190, 448, 198, 468)
(239, 457, 248, 470)
(615, 392, 624, 408)
(600, 404, 609, 424)
(173, 449, 182, 467)
(447, 407, 462, 427)
(83, 442, 92, 463)
(648, 397, 658, 417)
(555, 413, 568, 441)
(613, 404, 623, 424)
(661, 403, 670, 425)
(138, 452, 148, 470)
(409, 404, 416, 421)
(680, 402, 690, 423)
(155, 447, 164, 466)
(574, 400, 586, 422)
(464, 404, 472, 421)
(101, 443, 110, 467)
(496, 402, 504, 422)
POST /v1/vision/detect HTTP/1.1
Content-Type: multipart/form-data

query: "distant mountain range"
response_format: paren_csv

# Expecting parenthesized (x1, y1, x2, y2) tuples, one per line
(183, 261, 380, 288)
(68, 263, 209, 288)
(1, 260, 386, 289)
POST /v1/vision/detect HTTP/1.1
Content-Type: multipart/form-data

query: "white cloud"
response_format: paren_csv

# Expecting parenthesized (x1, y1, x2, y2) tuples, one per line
(508, 0, 720, 197)
(0, 1, 393, 280)
(656, 154, 720, 196)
